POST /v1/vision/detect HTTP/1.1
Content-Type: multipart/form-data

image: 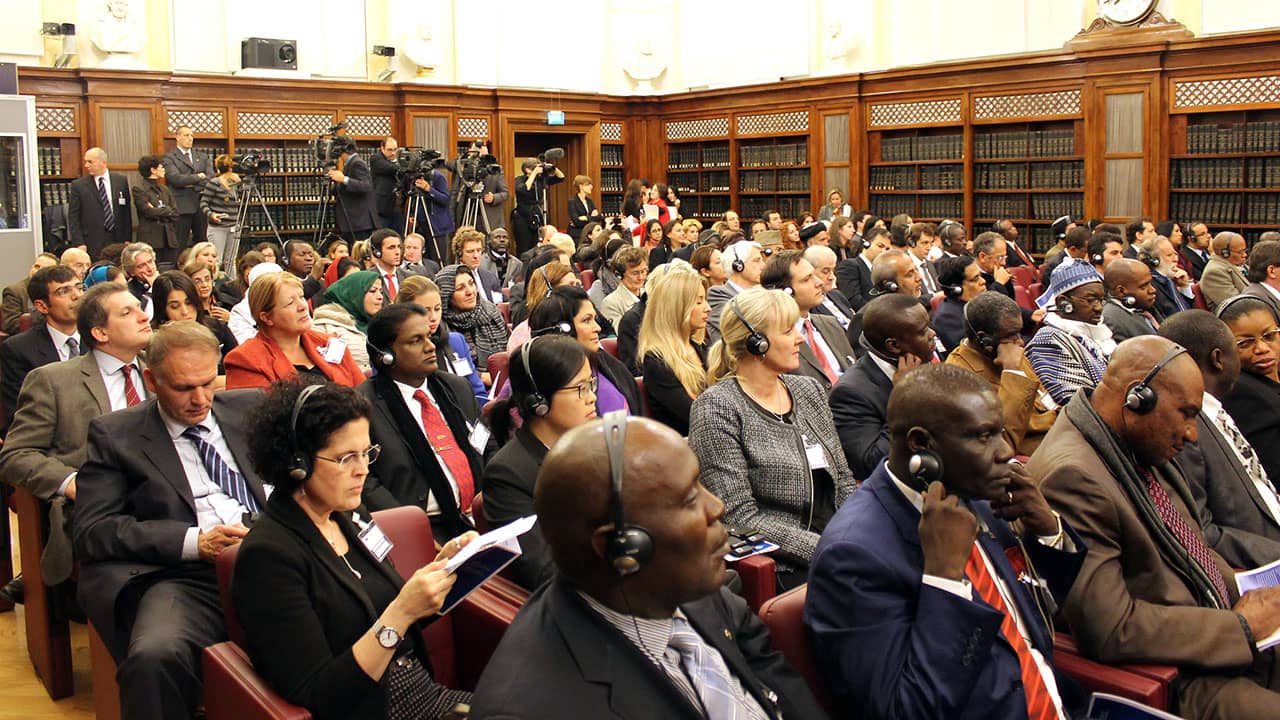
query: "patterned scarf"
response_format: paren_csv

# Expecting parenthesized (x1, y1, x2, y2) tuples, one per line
(436, 264, 509, 368)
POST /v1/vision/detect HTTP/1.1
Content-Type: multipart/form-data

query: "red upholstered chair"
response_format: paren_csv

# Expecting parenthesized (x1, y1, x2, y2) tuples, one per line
(204, 506, 521, 720)
(930, 294, 945, 313)
(633, 376, 652, 418)
(471, 493, 490, 532)
(486, 351, 509, 395)
(600, 337, 619, 359)
(1014, 285, 1035, 312)
(580, 268, 595, 291)
(18, 312, 33, 333)
(1191, 283, 1208, 310)
(1009, 266, 1037, 289)
(1028, 282, 1043, 305)
(757, 586, 833, 712)
(733, 554, 777, 612)
(496, 302, 511, 327)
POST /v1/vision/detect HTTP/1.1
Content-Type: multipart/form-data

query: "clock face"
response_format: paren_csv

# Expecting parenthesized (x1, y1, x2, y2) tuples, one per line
(1098, 0, 1157, 25)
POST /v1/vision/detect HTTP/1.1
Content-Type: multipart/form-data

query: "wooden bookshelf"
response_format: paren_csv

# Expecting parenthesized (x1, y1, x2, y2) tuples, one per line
(599, 137, 625, 217)
(666, 140, 732, 221)
(1169, 110, 1280, 244)
(972, 120, 1085, 253)
(736, 135, 810, 220)
(866, 126, 964, 224)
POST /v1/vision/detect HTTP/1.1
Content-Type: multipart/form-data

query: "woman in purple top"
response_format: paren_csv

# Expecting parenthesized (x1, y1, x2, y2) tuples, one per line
(528, 286, 641, 416)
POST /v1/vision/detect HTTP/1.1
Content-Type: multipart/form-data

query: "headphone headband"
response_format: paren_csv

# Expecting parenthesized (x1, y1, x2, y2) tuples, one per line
(519, 336, 550, 416)
(1124, 345, 1187, 414)
(287, 384, 323, 482)
(601, 411, 654, 575)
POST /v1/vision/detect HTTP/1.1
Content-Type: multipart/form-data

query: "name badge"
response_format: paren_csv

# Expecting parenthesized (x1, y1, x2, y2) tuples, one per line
(353, 513, 394, 562)
(491, 290, 504, 304)
(118, 196, 128, 206)
(452, 352, 475, 377)
(804, 436, 829, 471)
(321, 338, 347, 364)
(1038, 389, 1059, 412)
(468, 421, 491, 454)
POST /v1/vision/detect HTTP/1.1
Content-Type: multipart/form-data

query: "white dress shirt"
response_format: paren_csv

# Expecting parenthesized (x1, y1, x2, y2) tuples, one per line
(47, 325, 80, 362)
(394, 378, 461, 515)
(93, 349, 147, 411)
(159, 407, 255, 561)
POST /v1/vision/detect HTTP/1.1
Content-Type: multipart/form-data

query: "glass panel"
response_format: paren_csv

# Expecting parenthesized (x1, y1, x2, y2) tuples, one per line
(824, 168, 848, 201)
(824, 114, 849, 163)
(0, 136, 30, 229)
(1105, 93, 1144, 154)
(1106, 158, 1143, 217)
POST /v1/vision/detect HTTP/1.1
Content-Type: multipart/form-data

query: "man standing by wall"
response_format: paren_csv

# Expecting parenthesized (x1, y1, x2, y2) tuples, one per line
(161, 126, 213, 249)
(68, 148, 132, 259)
(371, 136, 401, 231)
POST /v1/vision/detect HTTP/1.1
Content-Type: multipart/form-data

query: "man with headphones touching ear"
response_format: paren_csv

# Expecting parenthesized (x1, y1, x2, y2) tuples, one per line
(1031, 336, 1280, 719)
(354, 304, 487, 542)
(809, 364, 1084, 720)
(470, 414, 827, 720)
(1101, 258, 1163, 343)
(1201, 231, 1251, 311)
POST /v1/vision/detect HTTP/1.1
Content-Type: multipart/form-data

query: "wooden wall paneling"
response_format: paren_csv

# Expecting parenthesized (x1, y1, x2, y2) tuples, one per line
(962, 92, 975, 234)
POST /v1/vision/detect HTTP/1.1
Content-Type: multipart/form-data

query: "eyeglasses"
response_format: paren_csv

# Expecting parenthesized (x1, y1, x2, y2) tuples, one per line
(1068, 294, 1106, 309)
(314, 445, 381, 470)
(1235, 329, 1280, 352)
(557, 376, 598, 400)
(51, 285, 80, 298)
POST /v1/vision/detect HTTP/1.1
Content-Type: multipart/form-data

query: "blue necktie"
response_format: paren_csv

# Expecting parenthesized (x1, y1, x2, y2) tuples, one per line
(182, 425, 258, 512)
(666, 615, 769, 720)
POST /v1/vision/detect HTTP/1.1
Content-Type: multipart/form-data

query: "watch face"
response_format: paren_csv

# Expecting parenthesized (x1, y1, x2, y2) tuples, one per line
(1098, 0, 1156, 25)
(377, 625, 400, 648)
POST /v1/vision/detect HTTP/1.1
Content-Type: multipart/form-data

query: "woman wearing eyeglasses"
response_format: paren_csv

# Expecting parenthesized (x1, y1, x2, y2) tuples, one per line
(234, 380, 477, 720)
(481, 336, 596, 590)
(1221, 297, 1280, 481)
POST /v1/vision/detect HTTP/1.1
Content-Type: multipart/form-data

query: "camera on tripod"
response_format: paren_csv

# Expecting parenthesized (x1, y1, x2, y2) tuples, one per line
(233, 149, 272, 175)
(457, 139, 502, 193)
(395, 147, 445, 181)
(537, 147, 565, 175)
(311, 122, 354, 170)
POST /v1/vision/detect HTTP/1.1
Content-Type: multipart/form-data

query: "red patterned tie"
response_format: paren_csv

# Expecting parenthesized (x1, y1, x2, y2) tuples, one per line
(414, 390, 475, 513)
(965, 545, 1059, 720)
(803, 319, 838, 385)
(121, 364, 142, 407)
(1141, 469, 1230, 606)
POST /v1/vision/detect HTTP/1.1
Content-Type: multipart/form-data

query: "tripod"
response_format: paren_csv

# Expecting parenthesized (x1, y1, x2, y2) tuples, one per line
(402, 187, 445, 264)
(314, 165, 354, 249)
(459, 184, 492, 235)
(228, 175, 282, 275)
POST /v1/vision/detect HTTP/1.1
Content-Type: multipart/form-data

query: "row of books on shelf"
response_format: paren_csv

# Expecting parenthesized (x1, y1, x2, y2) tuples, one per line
(600, 197, 623, 216)
(1031, 194, 1084, 219)
(194, 144, 229, 161)
(40, 179, 71, 207)
(1167, 193, 1280, 225)
(37, 146, 64, 176)
(599, 169, 625, 193)
(740, 196, 808, 221)
(601, 145, 624, 166)
(739, 169, 809, 192)
(869, 166, 915, 190)
(739, 143, 807, 168)
(869, 165, 966, 191)
(974, 161, 1084, 190)
(974, 193, 1082, 219)
(920, 196, 963, 218)
(973, 129, 1076, 159)
(920, 165, 964, 190)
(669, 171, 731, 193)
(879, 134, 963, 162)
(1186, 120, 1280, 154)
(667, 145, 730, 169)
(1171, 158, 1280, 189)
(236, 147, 326, 174)
(1027, 227, 1060, 254)
(691, 195, 732, 217)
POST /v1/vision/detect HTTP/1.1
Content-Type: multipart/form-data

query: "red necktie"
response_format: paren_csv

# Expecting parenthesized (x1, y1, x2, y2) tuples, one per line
(121, 364, 142, 407)
(803, 319, 838, 385)
(385, 273, 398, 301)
(1011, 241, 1036, 270)
(414, 390, 475, 513)
(965, 545, 1059, 720)
(1141, 469, 1230, 606)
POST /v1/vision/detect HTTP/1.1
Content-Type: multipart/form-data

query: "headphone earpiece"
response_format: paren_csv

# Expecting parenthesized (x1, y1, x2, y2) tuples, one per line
(1219, 246, 1232, 259)
(287, 384, 323, 483)
(908, 450, 943, 486)
(783, 286, 794, 296)
(962, 301, 998, 355)
(372, 240, 383, 259)
(367, 342, 396, 367)
(877, 279, 900, 295)
(731, 247, 746, 274)
(862, 236, 872, 249)
(1090, 253, 1103, 265)
(519, 337, 551, 417)
(1122, 295, 1138, 309)
(729, 297, 769, 356)
(943, 283, 963, 298)
(1123, 345, 1187, 415)
(601, 412, 653, 575)
(1057, 299, 1075, 315)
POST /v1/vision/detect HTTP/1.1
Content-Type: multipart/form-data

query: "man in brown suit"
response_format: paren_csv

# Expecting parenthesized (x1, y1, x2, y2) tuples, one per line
(946, 291, 1057, 456)
(1029, 336, 1280, 719)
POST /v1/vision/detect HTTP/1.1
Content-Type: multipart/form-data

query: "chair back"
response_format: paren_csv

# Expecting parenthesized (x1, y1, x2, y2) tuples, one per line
(757, 585, 832, 712)
(633, 376, 651, 418)
(1009, 265, 1037, 288)
(215, 544, 246, 647)
(930, 294, 944, 313)
(487, 351, 510, 395)
(496, 302, 511, 327)
(18, 312, 33, 333)
(600, 337, 619, 359)
(1014, 285, 1035, 311)
(580, 268, 595, 291)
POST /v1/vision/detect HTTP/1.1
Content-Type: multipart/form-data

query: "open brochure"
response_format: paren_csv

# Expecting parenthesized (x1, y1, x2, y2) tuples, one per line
(438, 515, 536, 614)
(1085, 692, 1184, 720)
(1236, 558, 1280, 650)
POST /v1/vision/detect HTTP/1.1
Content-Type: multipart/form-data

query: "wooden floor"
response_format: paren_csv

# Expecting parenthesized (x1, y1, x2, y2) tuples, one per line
(0, 509, 96, 719)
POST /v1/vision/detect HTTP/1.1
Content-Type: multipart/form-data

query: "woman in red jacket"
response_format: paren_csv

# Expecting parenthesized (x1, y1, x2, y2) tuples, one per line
(224, 271, 364, 389)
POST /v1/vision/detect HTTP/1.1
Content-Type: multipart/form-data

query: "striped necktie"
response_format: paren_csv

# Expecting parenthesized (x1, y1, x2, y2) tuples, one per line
(98, 176, 115, 233)
(667, 615, 770, 720)
(1141, 468, 1230, 606)
(182, 425, 259, 513)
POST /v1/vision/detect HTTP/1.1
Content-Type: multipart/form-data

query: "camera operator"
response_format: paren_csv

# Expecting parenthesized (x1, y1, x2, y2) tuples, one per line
(448, 140, 508, 238)
(407, 153, 455, 265)
(512, 156, 565, 256)
(371, 136, 400, 230)
(325, 137, 378, 242)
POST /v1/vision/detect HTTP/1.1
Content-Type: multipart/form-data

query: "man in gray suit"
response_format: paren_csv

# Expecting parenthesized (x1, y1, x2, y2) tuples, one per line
(1200, 231, 1250, 311)
(761, 250, 855, 393)
(160, 126, 213, 249)
(0, 282, 153, 585)
(1163, 310, 1280, 569)
(1102, 258, 1161, 343)
(1241, 237, 1280, 320)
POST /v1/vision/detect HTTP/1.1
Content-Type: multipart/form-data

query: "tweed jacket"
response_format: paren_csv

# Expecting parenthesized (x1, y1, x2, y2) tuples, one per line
(1198, 256, 1248, 311)
(689, 374, 856, 571)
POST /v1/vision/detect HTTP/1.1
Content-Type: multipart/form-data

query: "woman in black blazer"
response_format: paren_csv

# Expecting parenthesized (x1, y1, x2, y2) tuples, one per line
(637, 266, 711, 435)
(482, 336, 595, 590)
(1221, 297, 1280, 480)
(234, 381, 476, 720)
(567, 174, 599, 241)
(529, 286, 642, 415)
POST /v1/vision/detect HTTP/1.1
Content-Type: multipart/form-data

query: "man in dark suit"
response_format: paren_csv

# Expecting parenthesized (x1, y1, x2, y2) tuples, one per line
(973, 231, 1016, 299)
(831, 294, 936, 480)
(358, 304, 485, 542)
(1242, 238, 1280, 320)
(807, 364, 1085, 719)
(410, 164, 456, 264)
(1101, 258, 1161, 343)
(1162, 311, 1280, 569)
(1144, 235, 1195, 319)
(834, 225, 890, 311)
(994, 218, 1037, 269)
(804, 245, 854, 330)
(1182, 221, 1213, 281)
(454, 228, 503, 304)
(67, 147, 132, 259)
(327, 138, 378, 242)
(761, 250, 855, 393)
(0, 282, 153, 586)
(0, 265, 83, 432)
(371, 136, 402, 230)
(369, 228, 438, 305)
(1, 252, 58, 335)
(470, 415, 827, 720)
(846, 250, 935, 355)
(72, 322, 267, 720)
(160, 126, 213, 248)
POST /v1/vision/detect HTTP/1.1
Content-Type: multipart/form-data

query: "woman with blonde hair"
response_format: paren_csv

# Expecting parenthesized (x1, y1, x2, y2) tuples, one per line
(689, 287, 855, 589)
(223, 271, 364, 389)
(187, 241, 224, 278)
(637, 266, 711, 435)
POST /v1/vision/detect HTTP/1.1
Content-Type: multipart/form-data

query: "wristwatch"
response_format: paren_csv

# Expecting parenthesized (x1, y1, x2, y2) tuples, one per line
(374, 622, 402, 649)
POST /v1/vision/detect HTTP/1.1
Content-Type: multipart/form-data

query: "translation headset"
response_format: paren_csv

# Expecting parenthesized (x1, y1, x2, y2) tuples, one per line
(371, 237, 383, 259)
(519, 336, 550, 417)
(1219, 243, 1233, 259)
(1137, 248, 1161, 271)
(942, 283, 964, 298)
(872, 279, 900, 296)
(1123, 345, 1187, 415)
(731, 245, 746, 274)
(728, 297, 769, 356)
(602, 411, 654, 575)
(368, 341, 396, 367)
(287, 384, 324, 483)
(1213, 293, 1261, 320)
(908, 449, 943, 486)
(962, 300, 998, 355)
